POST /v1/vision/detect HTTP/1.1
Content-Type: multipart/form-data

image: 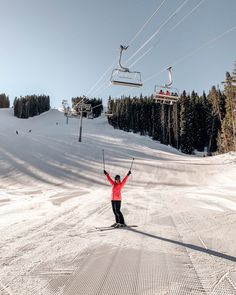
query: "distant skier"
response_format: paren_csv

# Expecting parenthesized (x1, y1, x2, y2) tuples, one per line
(104, 170, 131, 228)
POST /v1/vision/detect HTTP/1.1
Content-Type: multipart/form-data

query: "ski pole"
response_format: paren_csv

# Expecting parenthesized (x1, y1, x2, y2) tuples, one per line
(102, 149, 105, 170)
(129, 158, 135, 171)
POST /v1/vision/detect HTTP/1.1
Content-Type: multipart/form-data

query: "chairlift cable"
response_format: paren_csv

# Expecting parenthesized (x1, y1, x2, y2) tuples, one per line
(124, 0, 190, 67)
(170, 0, 206, 31)
(90, 81, 111, 97)
(140, 24, 236, 86)
(172, 24, 236, 68)
(114, 24, 236, 99)
(89, 0, 190, 95)
(128, 46, 153, 69)
(127, 0, 206, 71)
(85, 59, 117, 97)
(89, 0, 207, 97)
(85, 0, 168, 97)
(128, 0, 168, 46)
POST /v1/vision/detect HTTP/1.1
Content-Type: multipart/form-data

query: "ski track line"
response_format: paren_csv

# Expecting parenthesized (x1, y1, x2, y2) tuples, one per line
(212, 271, 236, 293)
(95, 247, 122, 295)
(168, 194, 236, 294)
(0, 202, 111, 295)
(25, 246, 95, 295)
(169, 215, 206, 294)
(109, 201, 147, 294)
(61, 192, 149, 295)
(0, 282, 14, 295)
(160, 194, 206, 294)
(159, 193, 206, 294)
(0, 201, 111, 280)
(2, 199, 110, 254)
(61, 230, 126, 294)
(178, 208, 236, 293)
(179, 212, 231, 291)
(179, 212, 218, 293)
(131, 199, 151, 295)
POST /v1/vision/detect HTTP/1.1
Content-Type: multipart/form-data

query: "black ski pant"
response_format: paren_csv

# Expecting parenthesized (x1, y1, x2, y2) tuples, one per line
(111, 200, 125, 224)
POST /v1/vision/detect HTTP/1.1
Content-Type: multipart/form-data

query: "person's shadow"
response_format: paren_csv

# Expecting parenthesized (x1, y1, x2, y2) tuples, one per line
(124, 227, 236, 263)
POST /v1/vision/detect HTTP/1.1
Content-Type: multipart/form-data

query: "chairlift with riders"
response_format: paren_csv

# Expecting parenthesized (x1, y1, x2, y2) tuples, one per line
(110, 45, 143, 87)
(154, 66, 180, 104)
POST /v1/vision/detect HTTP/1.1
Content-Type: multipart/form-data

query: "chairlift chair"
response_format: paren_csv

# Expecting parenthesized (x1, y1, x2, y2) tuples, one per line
(87, 111, 94, 119)
(110, 45, 143, 87)
(104, 112, 114, 117)
(71, 108, 79, 116)
(153, 66, 180, 105)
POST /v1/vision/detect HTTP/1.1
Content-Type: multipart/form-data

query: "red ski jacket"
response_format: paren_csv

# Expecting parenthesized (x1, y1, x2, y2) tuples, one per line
(105, 174, 129, 201)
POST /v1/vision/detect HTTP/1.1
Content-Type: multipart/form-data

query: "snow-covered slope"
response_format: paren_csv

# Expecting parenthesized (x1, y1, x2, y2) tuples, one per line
(0, 108, 236, 294)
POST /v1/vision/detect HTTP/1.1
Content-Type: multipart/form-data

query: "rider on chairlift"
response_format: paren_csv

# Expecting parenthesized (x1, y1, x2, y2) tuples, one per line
(154, 66, 180, 103)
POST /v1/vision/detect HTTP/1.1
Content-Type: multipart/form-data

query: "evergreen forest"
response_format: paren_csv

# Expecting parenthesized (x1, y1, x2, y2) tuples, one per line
(13, 95, 50, 119)
(0, 93, 10, 108)
(107, 64, 236, 155)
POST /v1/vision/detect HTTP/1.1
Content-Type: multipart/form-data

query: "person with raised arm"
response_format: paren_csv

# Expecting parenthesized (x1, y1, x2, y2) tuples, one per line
(103, 170, 131, 228)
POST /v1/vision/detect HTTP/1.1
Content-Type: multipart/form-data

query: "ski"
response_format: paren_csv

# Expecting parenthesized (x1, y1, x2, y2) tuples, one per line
(95, 225, 138, 231)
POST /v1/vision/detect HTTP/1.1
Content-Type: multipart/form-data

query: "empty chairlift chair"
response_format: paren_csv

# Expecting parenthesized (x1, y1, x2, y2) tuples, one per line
(110, 45, 143, 87)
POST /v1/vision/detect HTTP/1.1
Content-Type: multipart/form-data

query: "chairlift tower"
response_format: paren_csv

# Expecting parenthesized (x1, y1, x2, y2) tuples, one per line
(76, 98, 91, 142)
(62, 100, 71, 124)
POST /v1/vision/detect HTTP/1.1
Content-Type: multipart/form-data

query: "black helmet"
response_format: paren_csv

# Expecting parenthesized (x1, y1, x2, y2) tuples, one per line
(115, 175, 121, 180)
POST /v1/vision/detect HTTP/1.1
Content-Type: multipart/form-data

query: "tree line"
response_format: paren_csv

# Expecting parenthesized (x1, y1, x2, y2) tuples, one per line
(13, 95, 50, 118)
(0, 93, 10, 108)
(107, 64, 236, 154)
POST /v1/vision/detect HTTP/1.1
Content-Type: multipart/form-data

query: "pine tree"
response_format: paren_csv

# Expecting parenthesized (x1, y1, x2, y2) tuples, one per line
(13, 95, 50, 118)
(192, 92, 208, 151)
(0, 93, 10, 108)
(179, 91, 194, 154)
(151, 100, 161, 141)
(219, 68, 236, 152)
(207, 86, 226, 153)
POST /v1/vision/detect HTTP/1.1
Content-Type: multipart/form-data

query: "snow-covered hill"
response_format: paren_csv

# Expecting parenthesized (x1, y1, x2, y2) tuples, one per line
(0, 108, 236, 294)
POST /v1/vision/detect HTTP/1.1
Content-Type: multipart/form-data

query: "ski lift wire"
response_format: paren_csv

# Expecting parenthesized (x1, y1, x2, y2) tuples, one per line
(127, 0, 206, 70)
(143, 24, 236, 84)
(99, 0, 189, 94)
(90, 80, 111, 97)
(128, 46, 154, 69)
(170, 0, 206, 31)
(85, 1, 168, 98)
(128, 0, 168, 46)
(124, 0, 191, 67)
(114, 24, 236, 98)
(86, 59, 117, 97)
(88, 0, 190, 97)
(87, 0, 207, 98)
(172, 24, 236, 68)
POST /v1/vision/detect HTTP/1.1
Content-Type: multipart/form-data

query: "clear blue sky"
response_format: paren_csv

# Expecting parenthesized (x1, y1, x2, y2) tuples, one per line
(0, 0, 236, 108)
